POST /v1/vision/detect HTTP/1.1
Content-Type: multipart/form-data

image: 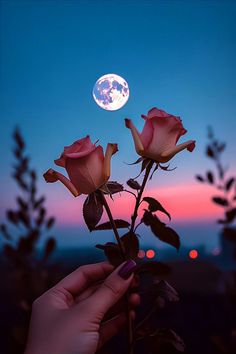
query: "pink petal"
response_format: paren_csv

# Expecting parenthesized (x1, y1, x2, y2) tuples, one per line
(65, 146, 105, 194)
(43, 168, 80, 197)
(160, 140, 196, 163)
(140, 119, 154, 150)
(64, 135, 96, 158)
(125, 118, 144, 156)
(55, 153, 66, 168)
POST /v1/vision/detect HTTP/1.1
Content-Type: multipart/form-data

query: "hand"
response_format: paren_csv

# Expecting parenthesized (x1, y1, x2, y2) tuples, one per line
(25, 260, 139, 354)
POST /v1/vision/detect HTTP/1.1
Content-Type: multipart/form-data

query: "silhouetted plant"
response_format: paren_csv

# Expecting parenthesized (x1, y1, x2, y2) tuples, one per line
(196, 127, 236, 354)
(0, 128, 56, 351)
(196, 127, 236, 250)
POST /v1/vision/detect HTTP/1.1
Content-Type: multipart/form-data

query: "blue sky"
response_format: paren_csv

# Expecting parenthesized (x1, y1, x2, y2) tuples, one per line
(1, 0, 236, 250)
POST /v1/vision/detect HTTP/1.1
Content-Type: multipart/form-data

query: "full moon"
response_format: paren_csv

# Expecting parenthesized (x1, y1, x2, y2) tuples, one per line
(93, 73, 129, 111)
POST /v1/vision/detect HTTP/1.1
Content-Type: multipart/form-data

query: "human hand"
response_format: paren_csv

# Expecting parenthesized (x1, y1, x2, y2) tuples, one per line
(25, 260, 139, 354)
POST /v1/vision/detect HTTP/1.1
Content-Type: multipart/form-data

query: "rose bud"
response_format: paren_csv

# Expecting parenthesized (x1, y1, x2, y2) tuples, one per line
(125, 107, 195, 163)
(43, 136, 118, 196)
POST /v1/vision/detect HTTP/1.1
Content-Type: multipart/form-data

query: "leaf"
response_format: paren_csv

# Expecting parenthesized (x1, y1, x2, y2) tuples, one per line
(96, 242, 122, 266)
(0, 224, 12, 240)
(94, 219, 130, 231)
(135, 261, 171, 276)
(127, 178, 141, 190)
(142, 211, 180, 250)
(225, 208, 236, 223)
(105, 181, 124, 194)
(225, 177, 235, 192)
(143, 197, 171, 220)
(206, 145, 215, 158)
(83, 193, 103, 231)
(16, 197, 28, 211)
(46, 217, 55, 229)
(6, 210, 19, 225)
(121, 231, 139, 259)
(206, 171, 214, 184)
(36, 208, 46, 226)
(152, 280, 179, 302)
(212, 196, 229, 207)
(150, 329, 185, 352)
(196, 175, 205, 182)
(43, 237, 56, 259)
(96, 232, 139, 265)
(33, 196, 45, 209)
(13, 129, 25, 150)
(159, 164, 176, 172)
(223, 228, 236, 243)
(126, 156, 144, 165)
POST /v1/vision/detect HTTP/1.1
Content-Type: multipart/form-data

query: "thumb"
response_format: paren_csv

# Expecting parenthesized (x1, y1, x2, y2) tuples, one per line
(86, 260, 136, 318)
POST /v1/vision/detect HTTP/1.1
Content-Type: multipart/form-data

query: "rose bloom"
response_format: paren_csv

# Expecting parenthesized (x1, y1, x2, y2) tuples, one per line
(44, 136, 118, 196)
(125, 107, 195, 163)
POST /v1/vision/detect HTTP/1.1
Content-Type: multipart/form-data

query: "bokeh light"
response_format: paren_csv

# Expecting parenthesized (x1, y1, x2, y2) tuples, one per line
(189, 249, 198, 259)
(146, 249, 155, 259)
(138, 250, 145, 259)
(212, 247, 221, 256)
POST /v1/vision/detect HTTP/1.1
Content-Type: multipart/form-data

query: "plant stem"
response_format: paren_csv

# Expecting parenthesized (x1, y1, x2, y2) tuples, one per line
(98, 191, 133, 353)
(130, 160, 154, 233)
(99, 191, 126, 260)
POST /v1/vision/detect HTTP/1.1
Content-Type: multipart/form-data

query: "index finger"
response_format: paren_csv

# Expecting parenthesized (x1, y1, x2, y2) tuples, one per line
(54, 262, 114, 297)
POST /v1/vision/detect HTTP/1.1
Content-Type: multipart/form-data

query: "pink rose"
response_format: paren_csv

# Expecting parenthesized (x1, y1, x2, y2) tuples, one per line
(44, 136, 118, 196)
(125, 107, 195, 163)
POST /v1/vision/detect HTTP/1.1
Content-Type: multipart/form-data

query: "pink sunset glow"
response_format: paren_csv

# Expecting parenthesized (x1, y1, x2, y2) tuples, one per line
(46, 183, 222, 226)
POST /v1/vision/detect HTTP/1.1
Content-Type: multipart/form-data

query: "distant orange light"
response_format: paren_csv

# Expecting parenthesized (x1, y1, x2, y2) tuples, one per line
(189, 249, 198, 259)
(138, 250, 145, 259)
(146, 249, 155, 259)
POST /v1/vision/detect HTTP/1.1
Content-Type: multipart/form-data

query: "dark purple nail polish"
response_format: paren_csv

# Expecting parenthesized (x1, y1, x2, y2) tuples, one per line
(118, 260, 136, 280)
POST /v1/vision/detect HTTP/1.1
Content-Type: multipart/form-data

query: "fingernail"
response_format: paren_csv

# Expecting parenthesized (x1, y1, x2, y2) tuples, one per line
(118, 260, 136, 280)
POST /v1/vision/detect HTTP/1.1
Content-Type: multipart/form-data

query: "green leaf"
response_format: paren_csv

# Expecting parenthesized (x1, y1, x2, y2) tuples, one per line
(83, 193, 103, 231)
(143, 197, 171, 220)
(94, 219, 130, 230)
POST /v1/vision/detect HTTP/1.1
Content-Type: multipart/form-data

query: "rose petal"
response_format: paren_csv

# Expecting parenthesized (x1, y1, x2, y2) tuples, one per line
(65, 146, 105, 194)
(140, 119, 154, 150)
(103, 143, 118, 181)
(64, 135, 96, 158)
(43, 168, 80, 197)
(160, 140, 196, 163)
(125, 118, 144, 156)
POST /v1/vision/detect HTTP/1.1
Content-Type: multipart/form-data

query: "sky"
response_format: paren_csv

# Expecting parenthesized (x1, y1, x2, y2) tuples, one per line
(1, 0, 236, 251)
